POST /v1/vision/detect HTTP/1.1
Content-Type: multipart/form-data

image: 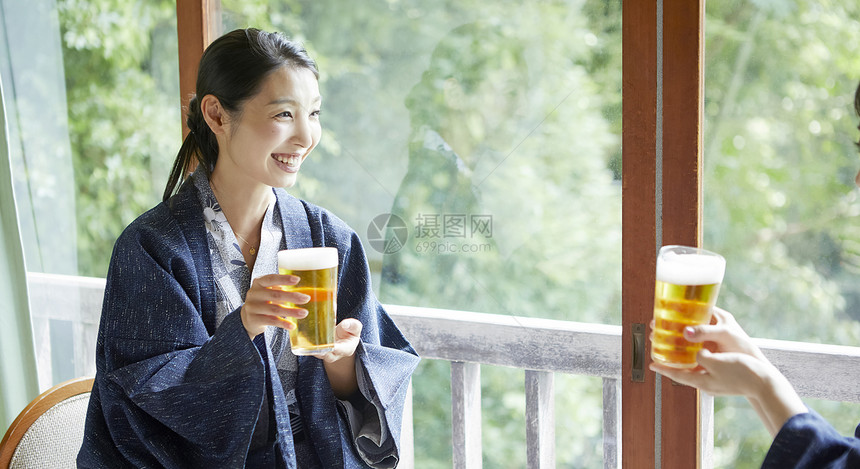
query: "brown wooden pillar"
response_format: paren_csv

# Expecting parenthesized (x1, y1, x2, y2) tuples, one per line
(176, 0, 221, 138)
(661, 0, 706, 467)
(621, 0, 658, 467)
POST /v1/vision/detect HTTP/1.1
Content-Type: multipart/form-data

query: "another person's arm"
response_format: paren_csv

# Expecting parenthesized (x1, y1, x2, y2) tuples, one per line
(649, 308, 807, 436)
(651, 308, 860, 468)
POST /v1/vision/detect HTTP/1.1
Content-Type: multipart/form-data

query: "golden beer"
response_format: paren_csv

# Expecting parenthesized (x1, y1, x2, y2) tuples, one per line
(650, 245, 725, 368)
(277, 247, 338, 355)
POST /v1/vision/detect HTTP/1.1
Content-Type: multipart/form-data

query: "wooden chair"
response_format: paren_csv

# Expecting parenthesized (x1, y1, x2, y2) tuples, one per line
(0, 377, 94, 469)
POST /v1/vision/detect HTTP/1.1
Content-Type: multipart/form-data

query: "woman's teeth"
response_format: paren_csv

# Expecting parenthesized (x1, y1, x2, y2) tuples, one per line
(274, 154, 300, 167)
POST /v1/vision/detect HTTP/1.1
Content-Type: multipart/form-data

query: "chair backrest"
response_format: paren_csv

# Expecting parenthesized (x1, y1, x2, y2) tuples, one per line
(0, 377, 94, 469)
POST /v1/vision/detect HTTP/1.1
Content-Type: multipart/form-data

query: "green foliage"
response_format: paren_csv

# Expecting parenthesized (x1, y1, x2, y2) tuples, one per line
(58, 0, 179, 277)
(704, 0, 860, 465)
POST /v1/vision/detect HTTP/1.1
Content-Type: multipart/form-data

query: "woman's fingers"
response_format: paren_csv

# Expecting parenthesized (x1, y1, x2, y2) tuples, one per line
(652, 349, 765, 398)
(683, 308, 747, 347)
(649, 362, 709, 388)
(318, 319, 362, 363)
(683, 323, 729, 343)
(336, 318, 362, 339)
(264, 303, 309, 319)
(711, 306, 731, 322)
(254, 273, 301, 288)
(241, 274, 313, 338)
(265, 289, 311, 305)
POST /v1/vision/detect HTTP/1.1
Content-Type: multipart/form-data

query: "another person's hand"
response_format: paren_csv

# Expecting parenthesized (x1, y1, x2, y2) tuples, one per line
(241, 274, 310, 339)
(650, 307, 772, 397)
(649, 307, 807, 437)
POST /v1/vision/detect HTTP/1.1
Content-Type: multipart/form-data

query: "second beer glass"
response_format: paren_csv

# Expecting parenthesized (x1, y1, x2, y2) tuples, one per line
(277, 247, 338, 355)
(651, 245, 726, 368)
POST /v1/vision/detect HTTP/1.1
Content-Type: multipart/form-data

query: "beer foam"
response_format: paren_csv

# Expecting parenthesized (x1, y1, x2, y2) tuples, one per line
(278, 247, 338, 270)
(656, 251, 725, 286)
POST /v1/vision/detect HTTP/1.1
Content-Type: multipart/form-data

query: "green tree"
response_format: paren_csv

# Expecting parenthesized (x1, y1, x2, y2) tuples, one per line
(59, 0, 180, 277)
(704, 0, 860, 466)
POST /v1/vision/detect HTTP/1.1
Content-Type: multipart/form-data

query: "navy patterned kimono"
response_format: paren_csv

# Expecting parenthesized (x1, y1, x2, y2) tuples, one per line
(77, 178, 419, 468)
(762, 410, 860, 468)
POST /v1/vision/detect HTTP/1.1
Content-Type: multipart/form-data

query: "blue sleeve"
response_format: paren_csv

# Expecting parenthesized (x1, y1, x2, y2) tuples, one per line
(762, 410, 860, 468)
(78, 213, 270, 468)
(296, 204, 420, 468)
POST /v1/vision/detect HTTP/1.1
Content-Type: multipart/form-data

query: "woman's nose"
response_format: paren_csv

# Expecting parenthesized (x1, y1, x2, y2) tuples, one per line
(291, 115, 312, 148)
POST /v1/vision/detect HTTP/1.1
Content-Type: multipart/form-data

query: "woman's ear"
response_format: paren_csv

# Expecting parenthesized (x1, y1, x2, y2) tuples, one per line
(200, 94, 227, 135)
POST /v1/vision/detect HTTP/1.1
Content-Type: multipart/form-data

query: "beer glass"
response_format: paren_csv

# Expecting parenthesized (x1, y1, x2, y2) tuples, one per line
(277, 247, 338, 355)
(651, 245, 726, 368)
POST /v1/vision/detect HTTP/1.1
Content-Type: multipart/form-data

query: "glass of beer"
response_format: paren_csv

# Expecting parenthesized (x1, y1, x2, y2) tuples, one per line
(651, 245, 726, 368)
(277, 247, 338, 355)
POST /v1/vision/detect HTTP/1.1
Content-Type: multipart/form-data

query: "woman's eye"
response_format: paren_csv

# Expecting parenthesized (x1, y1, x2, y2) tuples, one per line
(276, 111, 293, 119)
(310, 110, 321, 118)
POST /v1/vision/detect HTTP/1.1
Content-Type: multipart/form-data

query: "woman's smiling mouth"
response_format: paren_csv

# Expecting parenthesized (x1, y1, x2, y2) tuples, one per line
(272, 153, 302, 172)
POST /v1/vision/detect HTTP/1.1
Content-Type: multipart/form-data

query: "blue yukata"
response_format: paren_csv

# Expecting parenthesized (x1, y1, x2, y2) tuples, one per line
(762, 410, 860, 468)
(77, 171, 419, 468)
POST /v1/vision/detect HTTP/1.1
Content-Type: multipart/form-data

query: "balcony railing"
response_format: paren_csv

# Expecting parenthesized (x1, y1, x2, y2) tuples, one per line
(24, 272, 860, 468)
(386, 305, 622, 469)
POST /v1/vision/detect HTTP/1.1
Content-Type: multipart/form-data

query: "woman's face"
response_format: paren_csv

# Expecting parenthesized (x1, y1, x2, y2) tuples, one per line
(216, 65, 321, 190)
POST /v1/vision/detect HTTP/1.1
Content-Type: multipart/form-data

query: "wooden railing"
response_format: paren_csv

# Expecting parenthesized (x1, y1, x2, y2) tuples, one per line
(386, 305, 622, 469)
(24, 273, 860, 468)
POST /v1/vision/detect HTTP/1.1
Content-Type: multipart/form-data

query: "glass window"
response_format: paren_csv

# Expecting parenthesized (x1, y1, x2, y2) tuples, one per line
(221, 1, 622, 466)
(221, 1, 622, 324)
(704, 1, 860, 466)
(2, 0, 180, 388)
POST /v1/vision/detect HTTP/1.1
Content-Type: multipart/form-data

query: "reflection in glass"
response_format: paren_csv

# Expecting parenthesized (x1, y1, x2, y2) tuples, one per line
(382, 21, 524, 313)
(222, 2, 621, 466)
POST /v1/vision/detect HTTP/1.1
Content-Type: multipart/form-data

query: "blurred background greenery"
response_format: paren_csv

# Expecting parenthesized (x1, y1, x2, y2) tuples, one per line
(704, 1, 860, 466)
(8, 0, 860, 467)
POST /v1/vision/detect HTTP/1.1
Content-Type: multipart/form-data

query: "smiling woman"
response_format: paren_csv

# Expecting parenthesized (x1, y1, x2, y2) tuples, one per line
(77, 28, 419, 468)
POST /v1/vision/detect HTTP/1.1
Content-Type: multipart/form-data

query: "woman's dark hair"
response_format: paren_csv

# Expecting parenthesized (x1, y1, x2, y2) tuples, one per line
(162, 28, 319, 201)
(855, 81, 860, 151)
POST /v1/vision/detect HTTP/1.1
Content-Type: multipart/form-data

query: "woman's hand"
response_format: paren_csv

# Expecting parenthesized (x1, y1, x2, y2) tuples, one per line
(318, 318, 363, 364)
(318, 318, 363, 399)
(686, 307, 766, 358)
(240, 274, 310, 339)
(652, 345, 776, 398)
(649, 307, 807, 437)
(650, 307, 771, 396)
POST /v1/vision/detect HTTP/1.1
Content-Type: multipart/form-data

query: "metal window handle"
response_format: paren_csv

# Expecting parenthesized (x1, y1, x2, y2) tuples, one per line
(632, 323, 645, 382)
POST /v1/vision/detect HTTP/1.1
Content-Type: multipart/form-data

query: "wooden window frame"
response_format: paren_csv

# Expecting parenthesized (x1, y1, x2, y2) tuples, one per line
(621, 0, 658, 467)
(176, 0, 221, 139)
(623, 0, 705, 468)
(659, 0, 706, 468)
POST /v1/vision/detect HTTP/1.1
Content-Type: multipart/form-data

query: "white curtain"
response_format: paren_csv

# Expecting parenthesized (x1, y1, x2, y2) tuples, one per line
(0, 75, 39, 429)
(0, 0, 79, 393)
